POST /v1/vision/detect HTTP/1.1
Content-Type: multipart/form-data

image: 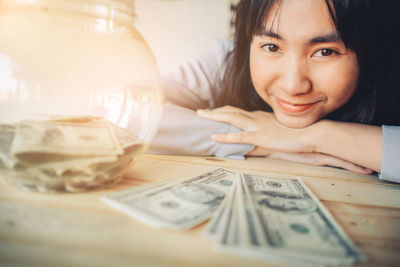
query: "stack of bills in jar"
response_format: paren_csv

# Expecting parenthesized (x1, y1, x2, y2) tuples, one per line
(0, 116, 144, 192)
(102, 168, 366, 266)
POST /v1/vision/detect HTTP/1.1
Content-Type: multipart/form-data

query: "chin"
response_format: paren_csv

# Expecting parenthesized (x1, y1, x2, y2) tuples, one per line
(276, 114, 317, 129)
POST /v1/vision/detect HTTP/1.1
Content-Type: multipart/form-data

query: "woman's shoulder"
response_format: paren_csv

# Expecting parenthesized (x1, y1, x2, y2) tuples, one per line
(162, 39, 233, 78)
(187, 39, 233, 74)
(209, 39, 234, 63)
(161, 39, 234, 109)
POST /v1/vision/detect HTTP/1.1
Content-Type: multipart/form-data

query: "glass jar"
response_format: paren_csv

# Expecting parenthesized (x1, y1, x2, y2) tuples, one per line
(0, 0, 163, 192)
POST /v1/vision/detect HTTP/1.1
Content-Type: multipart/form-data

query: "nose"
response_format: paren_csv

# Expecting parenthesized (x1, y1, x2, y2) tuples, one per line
(278, 55, 311, 96)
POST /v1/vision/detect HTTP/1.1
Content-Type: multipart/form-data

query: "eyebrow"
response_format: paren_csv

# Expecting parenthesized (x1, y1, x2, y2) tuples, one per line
(258, 29, 342, 44)
(259, 29, 283, 40)
(309, 33, 341, 44)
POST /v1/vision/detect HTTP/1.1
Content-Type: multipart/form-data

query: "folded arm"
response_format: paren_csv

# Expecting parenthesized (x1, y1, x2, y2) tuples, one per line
(197, 106, 400, 182)
(148, 103, 254, 159)
(149, 41, 256, 158)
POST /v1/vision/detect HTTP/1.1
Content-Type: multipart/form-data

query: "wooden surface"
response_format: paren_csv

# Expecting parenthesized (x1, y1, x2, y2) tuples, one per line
(1, 154, 399, 267)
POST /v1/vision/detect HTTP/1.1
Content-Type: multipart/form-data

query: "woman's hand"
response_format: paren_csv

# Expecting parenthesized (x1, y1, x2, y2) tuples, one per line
(196, 105, 374, 174)
(250, 148, 372, 174)
(197, 105, 315, 153)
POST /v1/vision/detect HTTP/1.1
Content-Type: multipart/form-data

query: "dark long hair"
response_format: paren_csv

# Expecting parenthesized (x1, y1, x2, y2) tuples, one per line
(216, 0, 400, 126)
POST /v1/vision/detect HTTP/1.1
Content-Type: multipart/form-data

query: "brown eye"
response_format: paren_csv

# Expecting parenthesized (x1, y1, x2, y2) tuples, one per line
(263, 44, 279, 53)
(314, 48, 339, 58)
(321, 49, 333, 56)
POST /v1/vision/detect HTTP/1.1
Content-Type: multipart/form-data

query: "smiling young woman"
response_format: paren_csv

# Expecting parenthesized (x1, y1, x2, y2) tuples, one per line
(149, 0, 400, 183)
(250, 6, 360, 127)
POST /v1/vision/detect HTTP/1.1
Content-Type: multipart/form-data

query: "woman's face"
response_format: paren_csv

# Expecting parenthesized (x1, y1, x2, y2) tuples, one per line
(249, 0, 359, 128)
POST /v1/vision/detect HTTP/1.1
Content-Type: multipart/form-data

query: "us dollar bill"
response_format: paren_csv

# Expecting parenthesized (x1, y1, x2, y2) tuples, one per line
(0, 124, 17, 168)
(223, 173, 367, 266)
(1, 116, 144, 193)
(101, 167, 237, 231)
(216, 175, 322, 266)
(111, 124, 143, 151)
(11, 120, 123, 156)
(204, 181, 236, 240)
(27, 114, 104, 124)
(224, 176, 240, 245)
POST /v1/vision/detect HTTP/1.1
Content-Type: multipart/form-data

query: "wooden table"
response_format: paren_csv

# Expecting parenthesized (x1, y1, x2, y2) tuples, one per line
(1, 154, 399, 267)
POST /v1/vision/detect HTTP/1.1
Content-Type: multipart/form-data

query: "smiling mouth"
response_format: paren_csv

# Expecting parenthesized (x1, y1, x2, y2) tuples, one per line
(276, 98, 321, 113)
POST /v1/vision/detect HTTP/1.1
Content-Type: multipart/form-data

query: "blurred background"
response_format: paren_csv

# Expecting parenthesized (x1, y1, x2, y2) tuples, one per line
(135, 0, 238, 73)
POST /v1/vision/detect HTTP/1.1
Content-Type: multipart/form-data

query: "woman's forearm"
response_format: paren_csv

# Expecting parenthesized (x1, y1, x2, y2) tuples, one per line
(310, 120, 382, 172)
(196, 106, 384, 173)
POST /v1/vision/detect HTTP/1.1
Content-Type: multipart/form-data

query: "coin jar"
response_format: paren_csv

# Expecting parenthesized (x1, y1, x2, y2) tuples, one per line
(0, 0, 163, 192)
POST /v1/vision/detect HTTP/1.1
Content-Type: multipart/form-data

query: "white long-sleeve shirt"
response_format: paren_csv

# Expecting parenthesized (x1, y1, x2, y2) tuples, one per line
(149, 40, 253, 159)
(149, 40, 400, 183)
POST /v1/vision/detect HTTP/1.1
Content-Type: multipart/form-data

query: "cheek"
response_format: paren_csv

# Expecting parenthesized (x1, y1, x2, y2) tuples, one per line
(249, 53, 263, 90)
(314, 60, 359, 108)
(249, 51, 274, 97)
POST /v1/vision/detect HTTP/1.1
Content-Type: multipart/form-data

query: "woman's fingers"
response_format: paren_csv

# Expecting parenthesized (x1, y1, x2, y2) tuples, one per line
(211, 131, 255, 144)
(198, 106, 374, 175)
(247, 146, 277, 156)
(267, 152, 373, 175)
(197, 108, 256, 130)
(202, 105, 255, 117)
(317, 153, 373, 175)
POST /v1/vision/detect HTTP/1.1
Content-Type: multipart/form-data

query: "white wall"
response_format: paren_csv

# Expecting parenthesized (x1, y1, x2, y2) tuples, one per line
(135, 0, 233, 73)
